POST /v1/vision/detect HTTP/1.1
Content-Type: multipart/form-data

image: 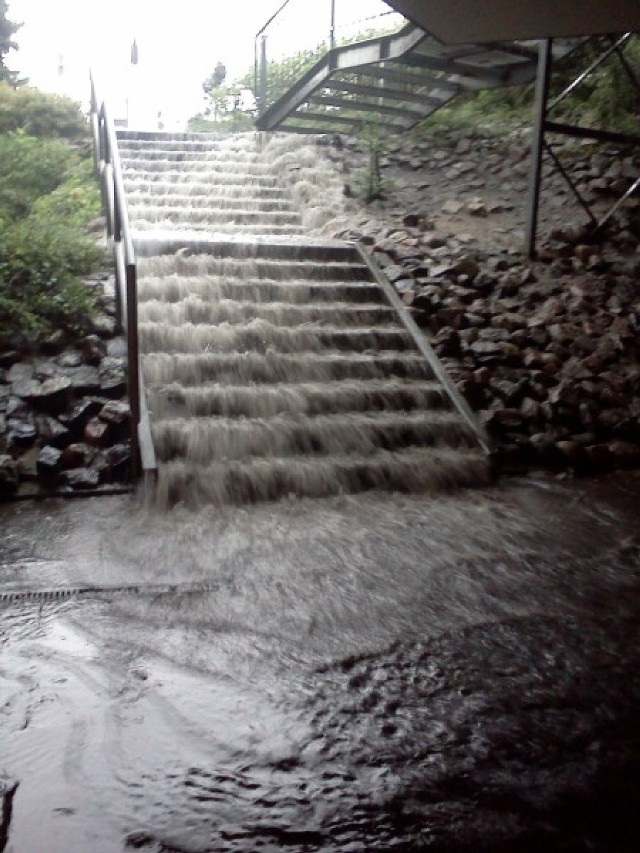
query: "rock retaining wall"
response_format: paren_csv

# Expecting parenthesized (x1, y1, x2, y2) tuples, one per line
(0, 274, 132, 498)
(289, 129, 640, 476)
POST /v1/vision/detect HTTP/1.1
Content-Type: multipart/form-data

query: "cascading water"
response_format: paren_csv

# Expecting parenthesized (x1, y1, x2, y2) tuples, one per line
(122, 134, 304, 237)
(117, 131, 488, 506)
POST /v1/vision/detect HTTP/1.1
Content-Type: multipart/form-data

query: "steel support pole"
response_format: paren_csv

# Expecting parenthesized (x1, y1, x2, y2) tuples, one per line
(329, 0, 336, 50)
(259, 35, 268, 114)
(525, 38, 552, 259)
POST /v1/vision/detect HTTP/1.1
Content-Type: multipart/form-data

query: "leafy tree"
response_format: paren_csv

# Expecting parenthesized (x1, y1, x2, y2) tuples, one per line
(200, 63, 231, 122)
(194, 62, 255, 129)
(202, 61, 227, 95)
(0, 82, 87, 137)
(0, 1, 21, 86)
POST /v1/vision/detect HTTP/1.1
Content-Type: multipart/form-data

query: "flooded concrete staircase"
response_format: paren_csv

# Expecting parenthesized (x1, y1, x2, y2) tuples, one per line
(117, 131, 489, 505)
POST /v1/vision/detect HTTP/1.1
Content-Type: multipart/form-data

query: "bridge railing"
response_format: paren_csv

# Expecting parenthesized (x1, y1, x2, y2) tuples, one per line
(254, 0, 405, 115)
(89, 73, 155, 482)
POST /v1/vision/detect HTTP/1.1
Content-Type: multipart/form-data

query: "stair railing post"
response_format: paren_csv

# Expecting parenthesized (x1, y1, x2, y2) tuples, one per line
(126, 262, 141, 480)
(113, 168, 122, 243)
(259, 34, 268, 114)
(100, 106, 111, 165)
(525, 38, 552, 259)
(329, 0, 336, 49)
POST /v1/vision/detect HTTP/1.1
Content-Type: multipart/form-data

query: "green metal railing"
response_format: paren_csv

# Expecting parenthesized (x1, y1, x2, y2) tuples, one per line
(254, 0, 405, 115)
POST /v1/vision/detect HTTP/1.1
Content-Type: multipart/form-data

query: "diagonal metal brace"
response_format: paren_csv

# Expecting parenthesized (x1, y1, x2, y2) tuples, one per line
(544, 141, 598, 225)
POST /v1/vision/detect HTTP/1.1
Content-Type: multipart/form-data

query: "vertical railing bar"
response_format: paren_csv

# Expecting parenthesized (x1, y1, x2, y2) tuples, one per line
(99, 162, 112, 239)
(329, 0, 336, 49)
(113, 172, 122, 242)
(254, 0, 293, 113)
(114, 238, 125, 336)
(126, 262, 141, 480)
(254, 36, 260, 113)
(90, 115, 100, 175)
(260, 35, 268, 115)
(525, 38, 552, 259)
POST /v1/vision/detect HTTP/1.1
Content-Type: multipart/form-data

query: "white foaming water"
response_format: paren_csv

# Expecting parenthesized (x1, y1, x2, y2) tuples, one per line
(117, 130, 488, 506)
(261, 134, 354, 235)
(121, 133, 304, 237)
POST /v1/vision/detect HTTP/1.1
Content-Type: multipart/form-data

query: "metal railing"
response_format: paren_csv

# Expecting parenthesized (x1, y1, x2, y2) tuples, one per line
(254, 0, 405, 114)
(355, 243, 491, 457)
(90, 73, 155, 481)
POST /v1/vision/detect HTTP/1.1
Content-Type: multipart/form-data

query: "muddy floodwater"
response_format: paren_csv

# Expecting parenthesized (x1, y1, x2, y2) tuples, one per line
(1, 475, 640, 852)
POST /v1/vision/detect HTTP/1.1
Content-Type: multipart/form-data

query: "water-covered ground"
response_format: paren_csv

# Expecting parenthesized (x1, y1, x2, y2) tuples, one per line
(1, 475, 640, 852)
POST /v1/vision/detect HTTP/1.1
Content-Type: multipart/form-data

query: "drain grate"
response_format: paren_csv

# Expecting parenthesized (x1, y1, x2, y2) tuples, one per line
(0, 581, 215, 605)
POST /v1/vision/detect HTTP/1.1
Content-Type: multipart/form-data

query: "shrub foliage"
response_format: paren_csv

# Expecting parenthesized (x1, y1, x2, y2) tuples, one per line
(0, 81, 88, 137)
(0, 86, 102, 340)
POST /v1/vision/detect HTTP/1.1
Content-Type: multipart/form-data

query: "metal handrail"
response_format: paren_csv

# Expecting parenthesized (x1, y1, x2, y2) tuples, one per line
(254, 0, 404, 114)
(355, 242, 491, 456)
(89, 72, 146, 480)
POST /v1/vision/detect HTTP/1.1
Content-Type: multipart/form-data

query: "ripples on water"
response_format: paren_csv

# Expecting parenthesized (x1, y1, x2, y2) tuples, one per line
(1, 478, 640, 851)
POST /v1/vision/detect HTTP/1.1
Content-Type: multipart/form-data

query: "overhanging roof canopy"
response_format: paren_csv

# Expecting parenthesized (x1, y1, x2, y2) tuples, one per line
(385, 1, 640, 44)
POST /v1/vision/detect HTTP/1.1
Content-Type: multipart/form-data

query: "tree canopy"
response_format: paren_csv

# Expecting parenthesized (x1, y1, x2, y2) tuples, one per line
(0, 1, 21, 86)
(202, 62, 227, 95)
(189, 61, 255, 131)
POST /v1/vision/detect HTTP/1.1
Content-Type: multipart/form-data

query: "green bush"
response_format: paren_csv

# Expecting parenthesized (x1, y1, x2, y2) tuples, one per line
(0, 82, 87, 137)
(0, 86, 103, 339)
(0, 131, 76, 219)
(30, 158, 101, 228)
(0, 218, 102, 336)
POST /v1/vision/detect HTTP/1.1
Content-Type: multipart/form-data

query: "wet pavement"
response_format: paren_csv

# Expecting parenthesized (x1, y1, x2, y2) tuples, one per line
(1, 474, 640, 851)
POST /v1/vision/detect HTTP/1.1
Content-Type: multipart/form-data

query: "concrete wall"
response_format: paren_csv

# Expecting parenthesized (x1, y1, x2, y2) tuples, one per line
(387, 1, 640, 44)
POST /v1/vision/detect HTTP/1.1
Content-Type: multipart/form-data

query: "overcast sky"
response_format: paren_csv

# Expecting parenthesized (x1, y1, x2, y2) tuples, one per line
(9, 0, 400, 129)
